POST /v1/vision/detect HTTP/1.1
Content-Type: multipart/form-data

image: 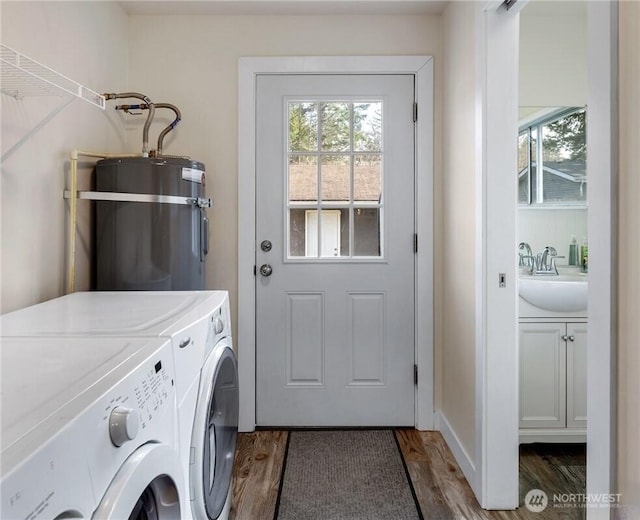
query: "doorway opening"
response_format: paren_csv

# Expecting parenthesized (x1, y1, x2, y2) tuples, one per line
(237, 56, 434, 432)
(476, 0, 617, 510)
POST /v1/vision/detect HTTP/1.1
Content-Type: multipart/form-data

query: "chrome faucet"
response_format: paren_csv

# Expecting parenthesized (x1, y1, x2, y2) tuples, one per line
(534, 246, 564, 275)
(518, 242, 534, 269)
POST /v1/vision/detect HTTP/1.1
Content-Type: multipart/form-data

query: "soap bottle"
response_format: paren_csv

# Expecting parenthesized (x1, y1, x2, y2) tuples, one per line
(568, 235, 578, 266)
(580, 237, 588, 272)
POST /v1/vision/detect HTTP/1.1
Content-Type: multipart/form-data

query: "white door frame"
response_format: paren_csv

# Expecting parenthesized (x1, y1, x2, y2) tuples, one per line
(474, 1, 522, 507)
(476, 1, 618, 512)
(584, 3, 618, 517)
(237, 56, 434, 432)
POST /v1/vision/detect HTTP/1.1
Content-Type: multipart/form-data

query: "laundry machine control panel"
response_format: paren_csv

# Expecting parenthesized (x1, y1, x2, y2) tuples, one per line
(1, 336, 177, 520)
(89, 341, 177, 501)
(109, 406, 140, 446)
(101, 354, 173, 444)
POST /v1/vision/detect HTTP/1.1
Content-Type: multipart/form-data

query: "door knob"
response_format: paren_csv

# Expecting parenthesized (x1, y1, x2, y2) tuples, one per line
(259, 264, 273, 277)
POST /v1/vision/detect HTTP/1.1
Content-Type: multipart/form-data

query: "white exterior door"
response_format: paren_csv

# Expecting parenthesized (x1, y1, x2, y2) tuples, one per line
(255, 74, 416, 426)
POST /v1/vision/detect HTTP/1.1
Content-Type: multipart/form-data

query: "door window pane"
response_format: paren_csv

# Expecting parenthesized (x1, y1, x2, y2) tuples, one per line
(354, 155, 381, 203)
(289, 156, 317, 203)
(289, 102, 317, 152)
(320, 102, 350, 151)
(354, 208, 381, 257)
(353, 102, 382, 152)
(287, 99, 384, 259)
(305, 210, 343, 257)
(337, 209, 350, 257)
(321, 156, 350, 203)
(289, 209, 310, 257)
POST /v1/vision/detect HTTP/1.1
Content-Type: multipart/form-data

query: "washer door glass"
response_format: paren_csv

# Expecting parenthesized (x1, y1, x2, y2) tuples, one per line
(202, 346, 239, 518)
(128, 487, 159, 520)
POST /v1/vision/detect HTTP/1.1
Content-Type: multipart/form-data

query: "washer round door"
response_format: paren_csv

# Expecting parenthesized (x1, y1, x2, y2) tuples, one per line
(93, 443, 184, 520)
(190, 340, 239, 520)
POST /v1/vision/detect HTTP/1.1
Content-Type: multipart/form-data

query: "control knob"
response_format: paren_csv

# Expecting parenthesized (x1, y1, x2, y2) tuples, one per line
(109, 406, 139, 447)
(213, 317, 225, 335)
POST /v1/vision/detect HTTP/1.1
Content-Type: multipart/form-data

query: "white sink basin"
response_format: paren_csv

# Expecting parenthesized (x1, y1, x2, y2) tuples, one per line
(519, 272, 588, 312)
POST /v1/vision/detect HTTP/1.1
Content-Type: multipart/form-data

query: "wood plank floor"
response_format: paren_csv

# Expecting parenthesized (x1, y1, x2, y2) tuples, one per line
(230, 430, 586, 520)
(231, 431, 288, 520)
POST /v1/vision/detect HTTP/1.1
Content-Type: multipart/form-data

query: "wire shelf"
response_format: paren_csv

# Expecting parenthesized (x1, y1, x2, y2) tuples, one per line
(0, 44, 105, 109)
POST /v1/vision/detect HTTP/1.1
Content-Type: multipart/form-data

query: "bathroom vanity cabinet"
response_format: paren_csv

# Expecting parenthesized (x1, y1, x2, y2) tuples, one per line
(518, 302, 587, 443)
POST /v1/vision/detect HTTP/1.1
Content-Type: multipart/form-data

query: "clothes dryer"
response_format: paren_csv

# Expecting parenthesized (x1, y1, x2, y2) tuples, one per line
(1, 335, 184, 519)
(0, 291, 238, 520)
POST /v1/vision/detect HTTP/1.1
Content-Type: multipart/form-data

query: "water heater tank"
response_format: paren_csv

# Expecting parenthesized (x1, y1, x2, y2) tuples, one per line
(95, 157, 209, 291)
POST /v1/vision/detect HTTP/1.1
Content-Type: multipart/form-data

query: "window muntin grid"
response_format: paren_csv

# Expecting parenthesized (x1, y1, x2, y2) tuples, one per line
(287, 100, 383, 259)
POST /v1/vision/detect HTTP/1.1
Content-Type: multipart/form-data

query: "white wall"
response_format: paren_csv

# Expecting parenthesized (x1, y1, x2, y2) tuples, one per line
(440, 0, 477, 467)
(519, 5, 587, 107)
(618, 2, 640, 516)
(126, 14, 443, 342)
(519, 208, 587, 265)
(0, 1, 129, 313)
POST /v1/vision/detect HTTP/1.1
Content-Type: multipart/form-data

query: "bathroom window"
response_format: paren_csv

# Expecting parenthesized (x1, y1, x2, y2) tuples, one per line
(518, 107, 586, 206)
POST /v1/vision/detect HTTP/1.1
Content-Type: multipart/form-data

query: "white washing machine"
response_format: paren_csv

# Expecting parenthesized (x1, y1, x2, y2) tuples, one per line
(1, 335, 185, 519)
(0, 290, 238, 520)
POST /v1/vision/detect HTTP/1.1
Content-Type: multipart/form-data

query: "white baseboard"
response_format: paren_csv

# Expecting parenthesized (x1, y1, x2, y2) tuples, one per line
(434, 411, 479, 498)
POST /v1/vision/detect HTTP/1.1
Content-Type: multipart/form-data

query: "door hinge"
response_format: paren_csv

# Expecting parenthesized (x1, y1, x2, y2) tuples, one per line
(414, 364, 418, 385)
(253, 265, 256, 276)
(414, 233, 418, 253)
(413, 102, 418, 122)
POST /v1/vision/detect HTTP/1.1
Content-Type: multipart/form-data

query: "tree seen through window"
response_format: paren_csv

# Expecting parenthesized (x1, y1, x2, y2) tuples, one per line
(519, 108, 586, 205)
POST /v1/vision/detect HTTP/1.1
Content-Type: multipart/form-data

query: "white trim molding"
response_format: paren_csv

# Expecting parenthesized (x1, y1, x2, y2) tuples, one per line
(434, 411, 478, 496)
(586, 3, 618, 519)
(474, 1, 521, 509)
(237, 56, 434, 432)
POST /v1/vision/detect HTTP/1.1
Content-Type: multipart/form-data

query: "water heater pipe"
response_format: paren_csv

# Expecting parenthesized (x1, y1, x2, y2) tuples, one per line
(66, 149, 142, 294)
(115, 103, 181, 156)
(154, 103, 181, 156)
(103, 92, 155, 156)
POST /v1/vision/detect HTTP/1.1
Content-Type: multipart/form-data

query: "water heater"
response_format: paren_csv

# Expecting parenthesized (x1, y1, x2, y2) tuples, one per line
(95, 156, 209, 291)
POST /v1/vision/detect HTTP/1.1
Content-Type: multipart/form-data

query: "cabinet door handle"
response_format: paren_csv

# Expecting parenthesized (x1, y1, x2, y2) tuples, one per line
(568, 335, 575, 342)
(561, 334, 568, 341)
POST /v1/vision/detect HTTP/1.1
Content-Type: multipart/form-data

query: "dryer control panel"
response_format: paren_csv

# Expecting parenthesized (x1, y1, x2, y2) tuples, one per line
(89, 339, 177, 505)
(0, 336, 176, 520)
(101, 353, 173, 444)
(105, 358, 172, 446)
